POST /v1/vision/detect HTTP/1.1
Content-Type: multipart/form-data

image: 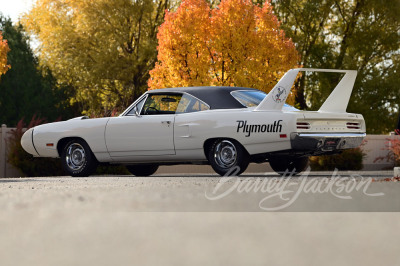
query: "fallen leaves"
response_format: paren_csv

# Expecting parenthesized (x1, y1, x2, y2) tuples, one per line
(372, 176, 400, 182)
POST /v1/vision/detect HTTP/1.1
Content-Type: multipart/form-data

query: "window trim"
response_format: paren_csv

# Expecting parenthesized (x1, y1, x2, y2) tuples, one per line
(123, 94, 148, 116)
(230, 90, 267, 108)
(230, 90, 298, 110)
(123, 91, 210, 117)
(175, 92, 210, 114)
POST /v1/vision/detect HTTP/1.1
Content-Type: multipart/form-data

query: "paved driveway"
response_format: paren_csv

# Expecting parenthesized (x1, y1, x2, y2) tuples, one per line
(0, 171, 399, 265)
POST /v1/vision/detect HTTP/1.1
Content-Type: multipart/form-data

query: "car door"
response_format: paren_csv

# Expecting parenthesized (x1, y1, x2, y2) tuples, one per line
(105, 93, 182, 158)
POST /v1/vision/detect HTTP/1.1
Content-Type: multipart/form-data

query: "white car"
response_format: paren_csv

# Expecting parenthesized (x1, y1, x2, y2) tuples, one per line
(21, 68, 366, 177)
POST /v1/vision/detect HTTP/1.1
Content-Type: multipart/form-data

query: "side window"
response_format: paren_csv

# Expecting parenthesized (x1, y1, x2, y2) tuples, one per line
(141, 94, 182, 115)
(176, 94, 210, 114)
(127, 96, 146, 116)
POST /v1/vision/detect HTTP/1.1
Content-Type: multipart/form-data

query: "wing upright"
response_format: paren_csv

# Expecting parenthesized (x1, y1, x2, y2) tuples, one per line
(254, 68, 357, 113)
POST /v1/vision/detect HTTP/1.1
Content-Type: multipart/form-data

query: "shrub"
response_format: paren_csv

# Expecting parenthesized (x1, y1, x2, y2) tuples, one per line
(309, 147, 366, 171)
(391, 138, 400, 166)
(374, 137, 400, 167)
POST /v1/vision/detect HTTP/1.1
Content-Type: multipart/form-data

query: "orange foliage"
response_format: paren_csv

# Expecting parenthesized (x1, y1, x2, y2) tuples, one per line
(149, 0, 299, 101)
(374, 137, 400, 167)
(0, 31, 10, 78)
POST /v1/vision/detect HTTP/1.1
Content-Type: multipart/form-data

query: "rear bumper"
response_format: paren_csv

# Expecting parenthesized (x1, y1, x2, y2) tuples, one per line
(291, 132, 366, 152)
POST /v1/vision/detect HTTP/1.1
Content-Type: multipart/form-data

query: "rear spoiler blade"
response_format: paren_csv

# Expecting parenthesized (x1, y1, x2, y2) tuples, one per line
(254, 68, 357, 113)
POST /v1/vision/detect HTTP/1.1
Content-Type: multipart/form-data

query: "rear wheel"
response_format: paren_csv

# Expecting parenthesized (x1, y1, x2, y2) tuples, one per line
(269, 156, 309, 175)
(61, 139, 98, 177)
(208, 139, 249, 176)
(126, 165, 159, 176)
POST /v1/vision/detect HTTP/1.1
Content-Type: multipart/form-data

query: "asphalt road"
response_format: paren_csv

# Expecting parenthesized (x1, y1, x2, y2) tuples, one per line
(0, 171, 399, 265)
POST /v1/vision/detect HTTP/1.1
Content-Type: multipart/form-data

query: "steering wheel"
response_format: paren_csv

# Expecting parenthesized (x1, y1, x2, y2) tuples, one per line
(144, 106, 159, 115)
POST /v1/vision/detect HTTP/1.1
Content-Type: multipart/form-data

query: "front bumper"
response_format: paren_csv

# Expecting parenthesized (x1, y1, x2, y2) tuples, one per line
(21, 128, 40, 156)
(291, 133, 366, 152)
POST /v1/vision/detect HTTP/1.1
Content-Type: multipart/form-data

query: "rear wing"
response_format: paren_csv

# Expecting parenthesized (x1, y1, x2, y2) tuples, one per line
(254, 68, 357, 113)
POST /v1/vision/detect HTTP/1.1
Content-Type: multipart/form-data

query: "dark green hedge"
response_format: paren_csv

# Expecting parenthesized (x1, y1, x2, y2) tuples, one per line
(309, 147, 365, 171)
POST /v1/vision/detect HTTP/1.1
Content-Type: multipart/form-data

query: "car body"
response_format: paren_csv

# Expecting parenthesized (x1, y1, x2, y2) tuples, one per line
(21, 68, 366, 176)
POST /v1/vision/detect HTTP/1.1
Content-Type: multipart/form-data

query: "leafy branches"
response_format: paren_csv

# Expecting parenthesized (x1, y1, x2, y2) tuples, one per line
(23, 0, 171, 116)
(149, 0, 299, 100)
(0, 30, 10, 78)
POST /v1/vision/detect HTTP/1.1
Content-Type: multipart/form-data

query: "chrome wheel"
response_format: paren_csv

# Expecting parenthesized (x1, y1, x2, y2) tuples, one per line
(65, 143, 86, 171)
(214, 140, 237, 168)
(208, 139, 250, 176)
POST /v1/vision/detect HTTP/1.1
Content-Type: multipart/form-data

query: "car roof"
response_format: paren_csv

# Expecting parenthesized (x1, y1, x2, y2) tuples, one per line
(147, 86, 261, 109)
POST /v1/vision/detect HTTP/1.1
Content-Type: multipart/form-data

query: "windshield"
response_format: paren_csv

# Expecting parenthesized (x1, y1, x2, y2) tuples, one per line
(231, 90, 298, 110)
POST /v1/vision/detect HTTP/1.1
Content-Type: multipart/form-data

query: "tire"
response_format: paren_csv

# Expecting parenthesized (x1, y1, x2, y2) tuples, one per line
(126, 165, 159, 176)
(208, 139, 249, 176)
(61, 139, 98, 177)
(269, 156, 309, 175)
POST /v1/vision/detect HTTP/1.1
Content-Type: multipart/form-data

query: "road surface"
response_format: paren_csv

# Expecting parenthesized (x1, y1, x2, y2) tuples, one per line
(0, 171, 399, 265)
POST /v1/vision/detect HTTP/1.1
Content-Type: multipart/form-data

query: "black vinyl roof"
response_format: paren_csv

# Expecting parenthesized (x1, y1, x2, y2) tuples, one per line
(148, 86, 260, 109)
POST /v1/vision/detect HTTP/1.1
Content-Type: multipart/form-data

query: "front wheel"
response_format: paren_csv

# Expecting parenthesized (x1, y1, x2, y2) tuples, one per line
(208, 139, 249, 176)
(126, 165, 159, 176)
(61, 139, 98, 177)
(269, 156, 309, 175)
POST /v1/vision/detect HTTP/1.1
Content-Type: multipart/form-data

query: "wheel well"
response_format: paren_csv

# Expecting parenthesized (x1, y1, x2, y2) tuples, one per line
(203, 138, 249, 159)
(57, 137, 88, 157)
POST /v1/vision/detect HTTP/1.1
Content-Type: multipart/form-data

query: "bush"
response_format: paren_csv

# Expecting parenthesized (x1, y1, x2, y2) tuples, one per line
(391, 138, 400, 166)
(309, 147, 366, 171)
(7, 115, 130, 177)
(374, 137, 400, 167)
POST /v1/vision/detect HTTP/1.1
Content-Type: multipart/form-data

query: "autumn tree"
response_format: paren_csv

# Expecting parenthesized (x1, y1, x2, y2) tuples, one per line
(0, 29, 10, 78)
(148, 0, 299, 99)
(23, 0, 172, 116)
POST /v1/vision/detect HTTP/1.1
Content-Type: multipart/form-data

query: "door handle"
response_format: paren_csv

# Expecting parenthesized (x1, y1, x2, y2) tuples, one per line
(161, 121, 171, 125)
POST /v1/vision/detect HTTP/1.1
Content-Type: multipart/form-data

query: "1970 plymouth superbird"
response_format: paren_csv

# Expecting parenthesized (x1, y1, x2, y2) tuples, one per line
(21, 68, 366, 176)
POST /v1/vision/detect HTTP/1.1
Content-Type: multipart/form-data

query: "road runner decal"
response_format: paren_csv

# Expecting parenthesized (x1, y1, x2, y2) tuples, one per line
(273, 86, 287, 103)
(237, 120, 283, 137)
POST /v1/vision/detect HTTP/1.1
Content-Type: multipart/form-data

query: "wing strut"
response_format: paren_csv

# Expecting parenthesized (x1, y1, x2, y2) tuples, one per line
(254, 68, 357, 113)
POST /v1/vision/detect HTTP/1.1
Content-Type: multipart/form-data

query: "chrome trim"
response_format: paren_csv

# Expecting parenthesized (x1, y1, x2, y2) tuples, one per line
(290, 132, 366, 152)
(175, 92, 210, 112)
(124, 94, 148, 117)
(214, 140, 237, 168)
(292, 133, 366, 139)
(230, 90, 298, 110)
(123, 91, 210, 117)
(65, 143, 86, 171)
(230, 90, 266, 108)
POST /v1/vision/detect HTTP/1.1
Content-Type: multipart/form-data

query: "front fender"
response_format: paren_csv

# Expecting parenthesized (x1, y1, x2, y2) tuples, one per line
(32, 118, 110, 161)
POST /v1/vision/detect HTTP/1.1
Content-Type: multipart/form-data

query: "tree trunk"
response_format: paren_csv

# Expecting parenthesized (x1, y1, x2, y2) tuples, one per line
(294, 75, 307, 110)
(334, 0, 365, 69)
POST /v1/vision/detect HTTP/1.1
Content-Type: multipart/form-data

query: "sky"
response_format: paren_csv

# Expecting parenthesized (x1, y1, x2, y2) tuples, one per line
(0, 0, 34, 22)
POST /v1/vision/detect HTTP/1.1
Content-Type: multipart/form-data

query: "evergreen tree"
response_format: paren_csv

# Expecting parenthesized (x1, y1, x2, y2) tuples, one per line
(0, 15, 77, 126)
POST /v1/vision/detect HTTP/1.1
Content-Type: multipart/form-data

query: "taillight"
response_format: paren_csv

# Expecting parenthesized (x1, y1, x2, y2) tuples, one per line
(297, 122, 310, 130)
(347, 122, 360, 129)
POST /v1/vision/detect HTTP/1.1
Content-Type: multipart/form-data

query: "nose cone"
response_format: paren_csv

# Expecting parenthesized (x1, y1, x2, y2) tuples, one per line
(21, 128, 39, 156)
